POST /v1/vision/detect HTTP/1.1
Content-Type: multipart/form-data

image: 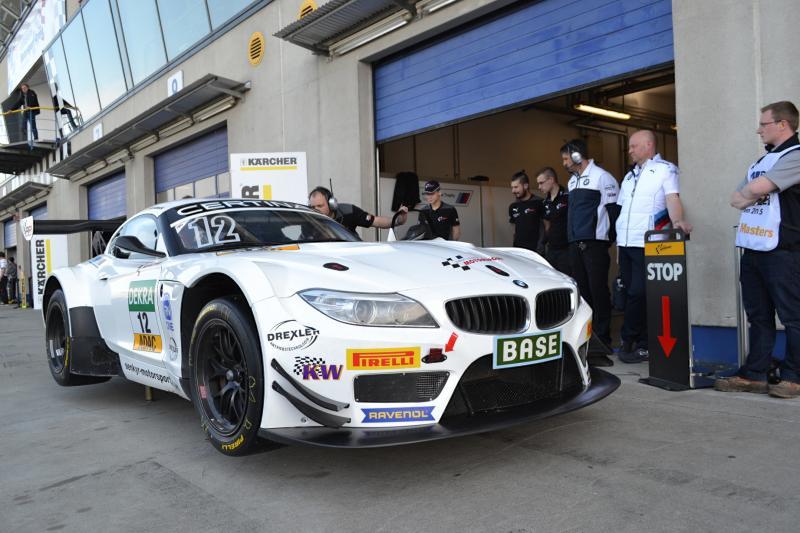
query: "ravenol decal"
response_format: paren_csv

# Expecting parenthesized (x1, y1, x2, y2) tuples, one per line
(362, 406, 435, 423)
(133, 333, 163, 353)
(128, 280, 156, 312)
(346, 347, 420, 370)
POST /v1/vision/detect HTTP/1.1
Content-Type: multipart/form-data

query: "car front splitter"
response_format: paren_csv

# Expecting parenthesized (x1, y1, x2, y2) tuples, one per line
(259, 367, 620, 448)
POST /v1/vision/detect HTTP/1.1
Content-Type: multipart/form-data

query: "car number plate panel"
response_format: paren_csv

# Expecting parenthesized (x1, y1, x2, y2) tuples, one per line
(493, 331, 562, 369)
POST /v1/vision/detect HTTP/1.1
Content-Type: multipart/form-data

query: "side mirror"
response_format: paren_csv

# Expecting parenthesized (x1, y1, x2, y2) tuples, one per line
(115, 235, 165, 258)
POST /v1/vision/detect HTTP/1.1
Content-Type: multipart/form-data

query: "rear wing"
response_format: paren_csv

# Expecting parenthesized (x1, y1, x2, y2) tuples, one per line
(21, 216, 125, 257)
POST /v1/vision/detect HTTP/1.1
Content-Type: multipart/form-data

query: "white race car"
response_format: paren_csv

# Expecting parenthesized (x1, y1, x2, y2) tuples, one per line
(40, 199, 619, 454)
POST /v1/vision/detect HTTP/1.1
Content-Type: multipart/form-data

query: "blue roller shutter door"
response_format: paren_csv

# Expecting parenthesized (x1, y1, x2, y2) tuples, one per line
(4, 219, 17, 248)
(374, 0, 674, 141)
(30, 204, 48, 219)
(154, 127, 228, 197)
(88, 172, 127, 220)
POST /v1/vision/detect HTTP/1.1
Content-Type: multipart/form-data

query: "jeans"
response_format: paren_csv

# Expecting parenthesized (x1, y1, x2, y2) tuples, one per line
(569, 241, 612, 345)
(0, 275, 6, 303)
(7, 277, 17, 303)
(619, 246, 647, 348)
(546, 246, 572, 277)
(24, 111, 38, 140)
(738, 250, 800, 383)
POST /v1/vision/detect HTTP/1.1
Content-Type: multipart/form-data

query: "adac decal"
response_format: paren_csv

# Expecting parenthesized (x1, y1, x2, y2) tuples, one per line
(133, 333, 163, 353)
(268, 320, 319, 351)
(362, 406, 435, 423)
(441, 255, 502, 271)
(292, 356, 342, 380)
(347, 347, 420, 370)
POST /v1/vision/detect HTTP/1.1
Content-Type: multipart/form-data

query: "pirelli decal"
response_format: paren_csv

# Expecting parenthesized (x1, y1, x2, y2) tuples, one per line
(133, 333, 163, 353)
(346, 347, 420, 370)
(645, 241, 685, 257)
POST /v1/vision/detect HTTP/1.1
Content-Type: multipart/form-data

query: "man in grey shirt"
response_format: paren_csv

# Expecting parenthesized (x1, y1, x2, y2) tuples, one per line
(716, 101, 800, 399)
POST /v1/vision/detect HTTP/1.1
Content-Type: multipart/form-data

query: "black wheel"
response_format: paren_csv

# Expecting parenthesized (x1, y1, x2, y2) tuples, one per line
(44, 289, 110, 386)
(189, 297, 265, 456)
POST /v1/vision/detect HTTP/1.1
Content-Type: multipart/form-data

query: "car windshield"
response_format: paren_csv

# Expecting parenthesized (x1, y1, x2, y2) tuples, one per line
(163, 204, 359, 254)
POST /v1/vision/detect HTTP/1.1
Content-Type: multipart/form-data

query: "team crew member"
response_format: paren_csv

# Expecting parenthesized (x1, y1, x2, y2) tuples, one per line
(536, 167, 570, 276)
(615, 130, 692, 364)
(508, 170, 544, 251)
(420, 180, 460, 240)
(561, 139, 619, 367)
(308, 186, 406, 233)
(716, 101, 800, 399)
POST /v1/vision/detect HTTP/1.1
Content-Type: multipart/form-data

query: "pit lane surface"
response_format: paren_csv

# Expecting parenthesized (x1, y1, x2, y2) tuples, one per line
(1, 306, 798, 532)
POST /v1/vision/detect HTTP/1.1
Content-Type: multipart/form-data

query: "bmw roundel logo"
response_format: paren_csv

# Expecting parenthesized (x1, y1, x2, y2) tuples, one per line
(513, 280, 528, 288)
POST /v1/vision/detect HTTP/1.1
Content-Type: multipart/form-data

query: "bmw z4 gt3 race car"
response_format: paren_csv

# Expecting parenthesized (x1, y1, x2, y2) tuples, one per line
(41, 199, 619, 455)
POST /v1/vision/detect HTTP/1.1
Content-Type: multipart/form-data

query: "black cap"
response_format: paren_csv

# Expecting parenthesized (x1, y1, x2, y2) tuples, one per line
(423, 180, 440, 194)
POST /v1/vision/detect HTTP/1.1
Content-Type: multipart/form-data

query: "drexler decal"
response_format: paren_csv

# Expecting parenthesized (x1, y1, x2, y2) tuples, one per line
(347, 347, 420, 370)
(441, 255, 502, 271)
(362, 406, 435, 423)
(268, 320, 319, 351)
(292, 356, 343, 380)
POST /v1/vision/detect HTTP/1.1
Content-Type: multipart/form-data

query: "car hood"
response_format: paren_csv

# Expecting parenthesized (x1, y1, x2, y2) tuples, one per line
(223, 240, 569, 297)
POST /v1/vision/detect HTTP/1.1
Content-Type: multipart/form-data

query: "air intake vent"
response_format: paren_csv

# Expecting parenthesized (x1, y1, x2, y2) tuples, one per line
(298, 0, 317, 19)
(248, 32, 265, 66)
(445, 295, 528, 334)
(535, 289, 573, 330)
(354, 372, 449, 403)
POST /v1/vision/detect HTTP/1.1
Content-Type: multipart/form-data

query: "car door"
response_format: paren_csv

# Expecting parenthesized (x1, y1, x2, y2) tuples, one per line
(95, 215, 167, 367)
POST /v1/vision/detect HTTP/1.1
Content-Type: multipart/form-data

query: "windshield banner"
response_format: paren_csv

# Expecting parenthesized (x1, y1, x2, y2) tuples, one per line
(230, 152, 308, 204)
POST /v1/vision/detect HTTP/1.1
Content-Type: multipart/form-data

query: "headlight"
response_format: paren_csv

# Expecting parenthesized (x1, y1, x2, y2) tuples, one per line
(299, 290, 438, 327)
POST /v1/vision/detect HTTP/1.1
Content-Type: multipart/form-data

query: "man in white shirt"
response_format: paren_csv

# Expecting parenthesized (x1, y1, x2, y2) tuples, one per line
(615, 130, 692, 363)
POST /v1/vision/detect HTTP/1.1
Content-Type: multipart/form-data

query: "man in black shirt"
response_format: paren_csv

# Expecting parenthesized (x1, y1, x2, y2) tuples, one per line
(308, 186, 406, 233)
(419, 180, 460, 240)
(536, 167, 571, 276)
(13, 83, 40, 141)
(508, 170, 544, 252)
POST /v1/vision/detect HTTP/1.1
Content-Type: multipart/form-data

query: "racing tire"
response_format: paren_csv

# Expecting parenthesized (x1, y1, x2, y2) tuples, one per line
(44, 289, 111, 386)
(189, 297, 266, 456)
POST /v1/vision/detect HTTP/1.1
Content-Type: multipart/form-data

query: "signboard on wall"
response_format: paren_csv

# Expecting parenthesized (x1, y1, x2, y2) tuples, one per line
(230, 152, 308, 204)
(30, 234, 68, 310)
(7, 0, 66, 94)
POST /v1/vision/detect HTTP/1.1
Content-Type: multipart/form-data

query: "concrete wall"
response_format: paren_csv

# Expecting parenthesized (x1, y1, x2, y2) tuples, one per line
(673, 0, 800, 327)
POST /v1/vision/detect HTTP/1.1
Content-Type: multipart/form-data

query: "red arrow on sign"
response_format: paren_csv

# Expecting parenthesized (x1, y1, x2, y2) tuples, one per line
(658, 295, 677, 357)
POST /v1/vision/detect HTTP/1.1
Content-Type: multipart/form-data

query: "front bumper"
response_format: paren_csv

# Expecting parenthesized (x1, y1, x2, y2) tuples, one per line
(259, 367, 620, 448)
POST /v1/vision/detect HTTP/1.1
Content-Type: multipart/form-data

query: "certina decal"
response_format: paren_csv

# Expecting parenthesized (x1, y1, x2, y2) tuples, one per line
(128, 280, 156, 312)
(267, 320, 319, 351)
(292, 356, 343, 380)
(175, 199, 308, 217)
(362, 406, 435, 423)
(346, 347, 420, 370)
(441, 255, 502, 271)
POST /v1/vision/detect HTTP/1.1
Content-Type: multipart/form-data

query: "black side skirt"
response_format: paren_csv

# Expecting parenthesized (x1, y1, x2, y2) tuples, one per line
(68, 307, 120, 377)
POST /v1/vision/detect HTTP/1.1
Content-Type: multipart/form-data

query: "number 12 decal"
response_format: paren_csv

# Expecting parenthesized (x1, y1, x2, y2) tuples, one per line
(187, 215, 241, 248)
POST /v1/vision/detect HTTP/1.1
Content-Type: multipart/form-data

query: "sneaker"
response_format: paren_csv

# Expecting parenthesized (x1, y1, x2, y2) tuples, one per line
(619, 348, 648, 364)
(768, 380, 800, 399)
(617, 340, 634, 358)
(713, 375, 768, 394)
(588, 354, 614, 367)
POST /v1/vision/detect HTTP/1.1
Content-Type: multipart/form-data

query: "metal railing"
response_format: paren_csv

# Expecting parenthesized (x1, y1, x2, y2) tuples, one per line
(0, 104, 81, 146)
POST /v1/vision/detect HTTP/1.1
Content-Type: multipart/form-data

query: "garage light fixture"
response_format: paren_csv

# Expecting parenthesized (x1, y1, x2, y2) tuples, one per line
(421, 0, 459, 15)
(574, 104, 631, 120)
(193, 96, 237, 122)
(329, 13, 411, 56)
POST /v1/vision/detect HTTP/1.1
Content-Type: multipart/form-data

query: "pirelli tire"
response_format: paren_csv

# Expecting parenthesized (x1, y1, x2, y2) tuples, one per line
(189, 297, 266, 456)
(44, 289, 111, 386)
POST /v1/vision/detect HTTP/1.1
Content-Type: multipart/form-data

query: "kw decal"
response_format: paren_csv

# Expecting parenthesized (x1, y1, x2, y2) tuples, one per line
(292, 356, 342, 380)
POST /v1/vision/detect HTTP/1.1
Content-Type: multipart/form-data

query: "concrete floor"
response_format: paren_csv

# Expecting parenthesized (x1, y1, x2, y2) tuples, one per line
(1, 305, 798, 533)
